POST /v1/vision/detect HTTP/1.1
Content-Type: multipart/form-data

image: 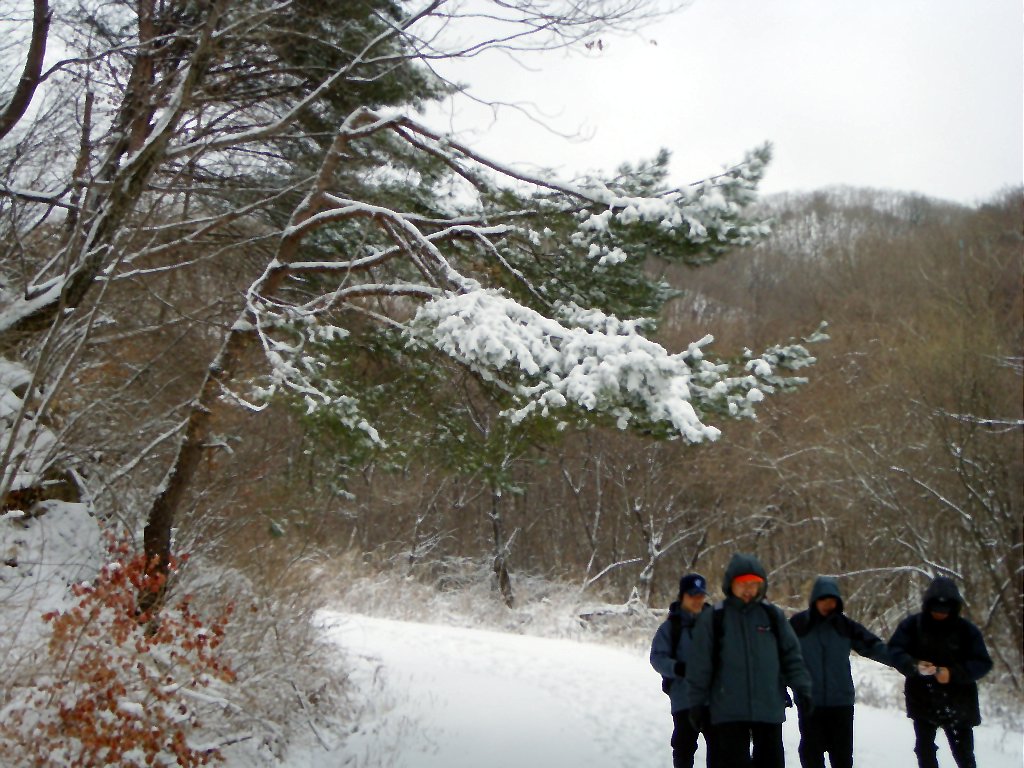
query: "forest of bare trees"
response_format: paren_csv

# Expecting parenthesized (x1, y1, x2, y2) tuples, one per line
(140, 182, 1020, 692)
(312, 186, 1022, 688)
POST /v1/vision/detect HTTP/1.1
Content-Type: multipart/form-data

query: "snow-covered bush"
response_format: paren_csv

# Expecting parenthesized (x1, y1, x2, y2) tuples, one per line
(0, 540, 235, 767)
(0, 505, 362, 766)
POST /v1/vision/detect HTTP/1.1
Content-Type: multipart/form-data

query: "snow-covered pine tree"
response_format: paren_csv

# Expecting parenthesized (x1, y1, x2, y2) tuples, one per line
(0, 0, 818, 609)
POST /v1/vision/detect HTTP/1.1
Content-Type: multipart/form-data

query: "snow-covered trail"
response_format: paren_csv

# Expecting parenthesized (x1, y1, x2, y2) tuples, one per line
(317, 612, 1022, 768)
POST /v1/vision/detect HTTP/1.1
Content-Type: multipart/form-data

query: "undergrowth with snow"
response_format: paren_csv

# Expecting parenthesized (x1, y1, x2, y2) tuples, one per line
(0, 502, 354, 767)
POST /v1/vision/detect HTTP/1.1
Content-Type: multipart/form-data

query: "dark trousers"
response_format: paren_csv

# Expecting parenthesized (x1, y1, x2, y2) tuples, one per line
(797, 705, 854, 768)
(711, 721, 784, 768)
(671, 709, 716, 768)
(913, 720, 976, 768)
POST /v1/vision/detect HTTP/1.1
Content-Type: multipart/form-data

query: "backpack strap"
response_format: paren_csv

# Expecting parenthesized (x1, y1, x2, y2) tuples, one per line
(765, 602, 784, 643)
(764, 603, 795, 707)
(711, 601, 726, 675)
(661, 611, 684, 694)
(669, 611, 684, 658)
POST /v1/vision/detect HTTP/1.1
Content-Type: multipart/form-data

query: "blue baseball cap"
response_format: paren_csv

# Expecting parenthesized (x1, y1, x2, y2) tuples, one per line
(679, 573, 709, 596)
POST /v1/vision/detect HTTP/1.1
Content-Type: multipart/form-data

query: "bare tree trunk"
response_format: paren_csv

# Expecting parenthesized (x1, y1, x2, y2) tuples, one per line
(140, 116, 355, 610)
(126, 0, 157, 153)
(0, 0, 50, 141)
(489, 483, 514, 608)
(140, 322, 255, 611)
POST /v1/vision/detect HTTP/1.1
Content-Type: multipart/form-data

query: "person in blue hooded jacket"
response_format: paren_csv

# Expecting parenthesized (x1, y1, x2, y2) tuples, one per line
(685, 553, 813, 768)
(888, 576, 992, 768)
(650, 573, 715, 767)
(789, 576, 893, 768)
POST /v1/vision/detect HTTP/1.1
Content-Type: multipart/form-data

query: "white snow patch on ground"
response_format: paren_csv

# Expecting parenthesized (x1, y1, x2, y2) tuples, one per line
(305, 612, 1023, 768)
(0, 501, 102, 646)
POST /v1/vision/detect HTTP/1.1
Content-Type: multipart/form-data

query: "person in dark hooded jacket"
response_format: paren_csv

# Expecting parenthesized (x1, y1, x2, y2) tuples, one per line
(789, 576, 892, 768)
(685, 553, 813, 768)
(650, 573, 715, 767)
(888, 576, 992, 768)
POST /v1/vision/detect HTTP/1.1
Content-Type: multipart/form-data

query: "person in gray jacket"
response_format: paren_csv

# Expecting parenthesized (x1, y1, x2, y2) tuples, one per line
(789, 576, 893, 768)
(650, 573, 714, 767)
(686, 553, 813, 768)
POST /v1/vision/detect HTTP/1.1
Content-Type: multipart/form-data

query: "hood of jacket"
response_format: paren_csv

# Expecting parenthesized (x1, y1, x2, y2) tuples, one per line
(922, 576, 963, 617)
(722, 552, 768, 601)
(809, 576, 845, 614)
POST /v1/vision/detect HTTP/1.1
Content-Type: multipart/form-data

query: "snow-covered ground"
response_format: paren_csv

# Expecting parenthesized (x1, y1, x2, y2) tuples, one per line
(300, 612, 1023, 768)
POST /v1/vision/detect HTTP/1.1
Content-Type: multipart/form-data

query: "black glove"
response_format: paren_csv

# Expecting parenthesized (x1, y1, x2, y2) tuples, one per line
(673, 661, 686, 678)
(688, 705, 709, 731)
(795, 691, 815, 717)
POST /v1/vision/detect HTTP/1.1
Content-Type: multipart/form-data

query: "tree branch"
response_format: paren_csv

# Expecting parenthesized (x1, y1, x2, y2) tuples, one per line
(0, 0, 51, 142)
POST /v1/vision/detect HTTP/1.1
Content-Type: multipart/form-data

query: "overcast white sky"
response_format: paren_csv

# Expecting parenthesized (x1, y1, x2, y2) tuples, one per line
(430, 0, 1023, 205)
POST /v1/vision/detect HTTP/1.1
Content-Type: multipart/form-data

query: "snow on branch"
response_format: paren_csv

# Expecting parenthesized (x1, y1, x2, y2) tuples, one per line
(372, 111, 773, 261)
(241, 117, 798, 447)
(408, 289, 817, 441)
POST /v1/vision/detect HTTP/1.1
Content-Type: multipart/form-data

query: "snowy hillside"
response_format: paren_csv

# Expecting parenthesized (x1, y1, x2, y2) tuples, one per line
(271, 612, 1023, 768)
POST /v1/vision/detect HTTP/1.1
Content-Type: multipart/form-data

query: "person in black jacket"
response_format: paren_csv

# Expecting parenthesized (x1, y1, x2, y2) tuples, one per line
(888, 576, 993, 768)
(650, 573, 714, 768)
(789, 576, 892, 768)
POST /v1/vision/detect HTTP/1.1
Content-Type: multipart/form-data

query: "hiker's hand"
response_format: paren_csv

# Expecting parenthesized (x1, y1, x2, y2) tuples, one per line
(935, 667, 950, 684)
(917, 661, 937, 676)
(673, 661, 686, 677)
(795, 692, 815, 717)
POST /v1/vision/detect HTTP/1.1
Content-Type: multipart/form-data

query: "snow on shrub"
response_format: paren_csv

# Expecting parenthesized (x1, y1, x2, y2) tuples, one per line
(0, 539, 235, 767)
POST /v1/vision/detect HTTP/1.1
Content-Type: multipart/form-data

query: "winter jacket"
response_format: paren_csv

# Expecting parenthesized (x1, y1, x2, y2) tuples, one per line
(650, 601, 710, 713)
(789, 576, 892, 707)
(888, 577, 993, 727)
(685, 553, 812, 725)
